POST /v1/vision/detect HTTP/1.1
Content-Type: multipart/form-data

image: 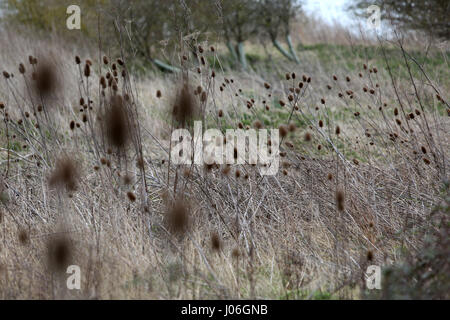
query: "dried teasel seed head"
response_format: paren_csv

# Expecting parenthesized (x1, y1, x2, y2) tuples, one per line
(19, 63, 26, 74)
(231, 247, 241, 260)
(304, 132, 311, 141)
(336, 189, 345, 211)
(279, 125, 288, 138)
(285, 141, 294, 149)
(166, 199, 190, 235)
(100, 76, 106, 89)
(18, 229, 30, 245)
(127, 191, 136, 202)
(253, 120, 263, 129)
(49, 157, 80, 192)
(84, 63, 90, 77)
(288, 123, 296, 132)
(201, 91, 207, 103)
(211, 232, 222, 251)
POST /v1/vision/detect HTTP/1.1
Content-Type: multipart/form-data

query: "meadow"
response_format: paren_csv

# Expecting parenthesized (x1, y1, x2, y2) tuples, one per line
(0, 18, 448, 299)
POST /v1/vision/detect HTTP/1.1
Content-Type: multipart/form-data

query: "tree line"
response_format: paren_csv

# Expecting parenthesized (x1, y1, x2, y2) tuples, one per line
(2, 0, 448, 72)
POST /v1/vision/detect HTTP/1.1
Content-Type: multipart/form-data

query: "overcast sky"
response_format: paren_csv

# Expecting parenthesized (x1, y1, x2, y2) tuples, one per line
(303, 0, 356, 26)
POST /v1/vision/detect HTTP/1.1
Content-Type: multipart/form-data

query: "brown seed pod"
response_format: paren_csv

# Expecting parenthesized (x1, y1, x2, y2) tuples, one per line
(279, 125, 288, 138)
(127, 191, 136, 202)
(19, 63, 26, 74)
(84, 63, 90, 77)
(47, 235, 73, 273)
(211, 232, 222, 251)
(105, 95, 130, 149)
(288, 123, 296, 132)
(166, 199, 190, 236)
(304, 132, 311, 141)
(253, 120, 263, 129)
(18, 229, 30, 245)
(336, 189, 345, 211)
(49, 156, 80, 192)
(172, 82, 200, 127)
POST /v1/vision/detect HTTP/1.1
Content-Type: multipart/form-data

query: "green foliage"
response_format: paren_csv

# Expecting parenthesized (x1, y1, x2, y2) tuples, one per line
(349, 0, 450, 40)
(367, 181, 450, 299)
(1, 0, 104, 37)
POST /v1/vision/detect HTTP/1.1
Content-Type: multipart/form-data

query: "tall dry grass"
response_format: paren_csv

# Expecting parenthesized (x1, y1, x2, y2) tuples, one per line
(0, 24, 448, 300)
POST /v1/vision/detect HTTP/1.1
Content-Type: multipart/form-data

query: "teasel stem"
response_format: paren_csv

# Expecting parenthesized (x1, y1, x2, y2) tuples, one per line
(5, 76, 50, 166)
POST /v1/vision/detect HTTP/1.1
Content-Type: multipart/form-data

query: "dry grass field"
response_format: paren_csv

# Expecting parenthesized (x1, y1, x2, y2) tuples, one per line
(0, 14, 448, 300)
